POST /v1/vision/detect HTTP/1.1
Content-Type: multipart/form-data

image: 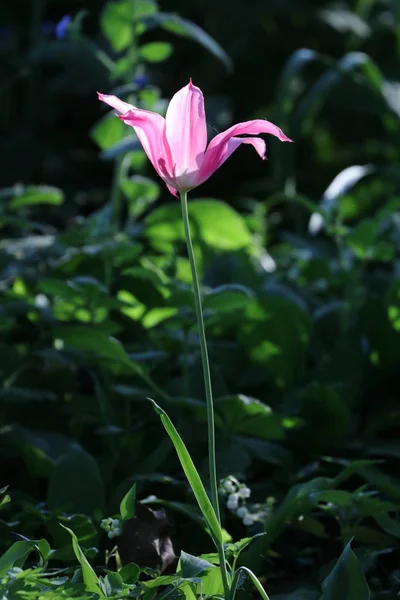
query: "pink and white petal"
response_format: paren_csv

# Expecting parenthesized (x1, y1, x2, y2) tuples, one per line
(97, 92, 136, 115)
(166, 183, 179, 197)
(209, 119, 292, 151)
(165, 80, 207, 180)
(119, 109, 174, 185)
(196, 119, 292, 186)
(196, 136, 267, 186)
(218, 136, 267, 166)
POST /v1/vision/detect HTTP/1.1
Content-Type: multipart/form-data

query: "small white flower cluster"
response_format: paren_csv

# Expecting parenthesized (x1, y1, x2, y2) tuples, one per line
(221, 476, 256, 526)
(101, 517, 122, 539)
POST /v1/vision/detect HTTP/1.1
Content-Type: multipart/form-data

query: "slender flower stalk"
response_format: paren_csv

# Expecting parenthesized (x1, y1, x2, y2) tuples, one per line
(180, 190, 230, 598)
(179, 191, 219, 519)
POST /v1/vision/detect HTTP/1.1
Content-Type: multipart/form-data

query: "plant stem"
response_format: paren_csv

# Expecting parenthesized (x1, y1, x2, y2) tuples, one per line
(179, 191, 230, 598)
(180, 191, 219, 519)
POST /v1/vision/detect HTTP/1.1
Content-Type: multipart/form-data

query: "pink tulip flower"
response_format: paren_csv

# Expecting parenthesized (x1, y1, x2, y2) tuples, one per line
(98, 80, 292, 196)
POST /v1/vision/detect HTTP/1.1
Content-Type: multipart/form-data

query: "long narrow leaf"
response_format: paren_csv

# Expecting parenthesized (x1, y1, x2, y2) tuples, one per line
(230, 566, 271, 600)
(148, 398, 222, 544)
(60, 525, 104, 596)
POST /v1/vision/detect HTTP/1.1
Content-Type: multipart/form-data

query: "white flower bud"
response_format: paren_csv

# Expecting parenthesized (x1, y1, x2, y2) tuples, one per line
(112, 519, 120, 528)
(108, 530, 116, 539)
(227, 493, 239, 510)
(238, 486, 251, 499)
(243, 514, 255, 526)
(236, 506, 248, 518)
(223, 480, 236, 494)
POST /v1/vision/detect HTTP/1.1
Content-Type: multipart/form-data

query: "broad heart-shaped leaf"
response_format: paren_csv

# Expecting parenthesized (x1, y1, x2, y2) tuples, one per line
(179, 553, 223, 598)
(47, 447, 106, 515)
(148, 398, 223, 545)
(120, 483, 136, 520)
(179, 551, 214, 578)
(321, 541, 370, 600)
(60, 525, 104, 596)
(145, 199, 252, 253)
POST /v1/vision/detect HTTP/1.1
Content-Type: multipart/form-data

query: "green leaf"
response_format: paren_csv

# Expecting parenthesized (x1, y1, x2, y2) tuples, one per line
(230, 566, 272, 600)
(180, 551, 214, 578)
(101, 0, 157, 49)
(347, 219, 379, 259)
(0, 540, 44, 576)
(50, 514, 98, 560)
(148, 398, 223, 544)
(275, 48, 320, 127)
(140, 42, 173, 62)
(224, 535, 266, 560)
(91, 112, 125, 151)
(2, 185, 64, 209)
(204, 284, 254, 314)
(101, 0, 133, 51)
(240, 296, 311, 388)
(215, 395, 286, 440)
(119, 562, 140, 583)
(141, 496, 206, 528)
(146, 199, 252, 252)
(48, 447, 106, 515)
(120, 483, 136, 520)
(374, 514, 400, 539)
(296, 52, 384, 135)
(359, 467, 400, 501)
(142, 13, 232, 71)
(54, 326, 130, 364)
(321, 541, 370, 600)
(60, 525, 104, 596)
(308, 165, 375, 234)
(121, 175, 160, 218)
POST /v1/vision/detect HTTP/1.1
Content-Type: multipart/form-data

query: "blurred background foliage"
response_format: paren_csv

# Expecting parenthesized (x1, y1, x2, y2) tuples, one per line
(1, 0, 400, 598)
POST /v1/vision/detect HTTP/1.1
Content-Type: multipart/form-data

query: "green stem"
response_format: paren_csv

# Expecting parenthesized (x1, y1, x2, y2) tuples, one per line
(179, 191, 230, 598)
(180, 191, 219, 519)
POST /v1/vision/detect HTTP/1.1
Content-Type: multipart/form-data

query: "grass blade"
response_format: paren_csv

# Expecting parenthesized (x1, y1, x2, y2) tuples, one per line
(230, 566, 271, 600)
(60, 524, 104, 596)
(148, 397, 223, 544)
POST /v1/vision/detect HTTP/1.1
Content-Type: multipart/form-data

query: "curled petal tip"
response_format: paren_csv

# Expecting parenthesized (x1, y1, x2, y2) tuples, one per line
(281, 131, 294, 143)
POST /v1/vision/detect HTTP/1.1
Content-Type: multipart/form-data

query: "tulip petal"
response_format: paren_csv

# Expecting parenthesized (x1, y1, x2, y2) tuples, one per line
(97, 92, 135, 115)
(198, 119, 292, 185)
(217, 136, 267, 167)
(120, 109, 174, 184)
(98, 92, 174, 185)
(165, 80, 207, 188)
(166, 183, 179, 197)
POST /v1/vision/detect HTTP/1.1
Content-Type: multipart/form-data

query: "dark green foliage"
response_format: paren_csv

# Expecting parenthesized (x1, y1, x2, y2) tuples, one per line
(1, 0, 400, 598)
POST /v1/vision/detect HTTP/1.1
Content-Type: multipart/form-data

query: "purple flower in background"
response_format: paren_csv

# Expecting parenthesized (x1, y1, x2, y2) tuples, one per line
(134, 74, 149, 89)
(55, 14, 72, 40)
